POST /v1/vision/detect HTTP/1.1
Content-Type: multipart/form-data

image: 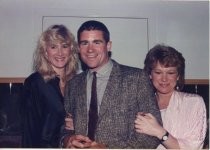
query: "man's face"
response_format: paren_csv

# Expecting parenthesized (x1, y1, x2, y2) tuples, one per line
(79, 30, 112, 72)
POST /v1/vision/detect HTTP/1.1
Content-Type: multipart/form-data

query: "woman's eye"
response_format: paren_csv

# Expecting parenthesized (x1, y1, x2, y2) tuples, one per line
(154, 71, 161, 74)
(168, 72, 177, 75)
(50, 45, 56, 49)
(62, 44, 69, 48)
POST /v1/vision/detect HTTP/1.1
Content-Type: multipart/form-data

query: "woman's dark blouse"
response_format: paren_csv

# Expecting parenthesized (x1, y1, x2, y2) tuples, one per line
(21, 72, 65, 148)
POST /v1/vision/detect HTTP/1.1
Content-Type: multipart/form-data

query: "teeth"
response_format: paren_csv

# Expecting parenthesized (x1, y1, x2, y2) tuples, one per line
(55, 58, 65, 61)
(87, 55, 96, 58)
(160, 84, 168, 87)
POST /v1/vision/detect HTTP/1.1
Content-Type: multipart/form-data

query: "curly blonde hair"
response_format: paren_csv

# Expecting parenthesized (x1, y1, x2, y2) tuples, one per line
(33, 24, 79, 81)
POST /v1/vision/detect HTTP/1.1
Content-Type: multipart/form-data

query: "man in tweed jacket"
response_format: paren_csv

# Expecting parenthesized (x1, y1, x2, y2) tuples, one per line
(63, 20, 161, 148)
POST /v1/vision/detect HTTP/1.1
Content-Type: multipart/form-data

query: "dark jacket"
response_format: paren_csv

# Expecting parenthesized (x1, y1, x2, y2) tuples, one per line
(21, 72, 65, 148)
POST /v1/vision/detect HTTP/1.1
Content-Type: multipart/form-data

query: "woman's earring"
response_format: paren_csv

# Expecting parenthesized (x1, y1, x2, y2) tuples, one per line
(176, 85, 179, 90)
(45, 51, 48, 58)
(149, 75, 152, 79)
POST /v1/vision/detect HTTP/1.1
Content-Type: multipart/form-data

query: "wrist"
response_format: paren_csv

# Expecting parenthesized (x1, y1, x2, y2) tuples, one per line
(156, 128, 167, 140)
(62, 135, 71, 148)
(160, 131, 169, 143)
(60, 135, 66, 148)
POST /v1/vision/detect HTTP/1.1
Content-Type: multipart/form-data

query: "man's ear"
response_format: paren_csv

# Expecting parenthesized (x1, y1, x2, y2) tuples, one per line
(107, 41, 112, 52)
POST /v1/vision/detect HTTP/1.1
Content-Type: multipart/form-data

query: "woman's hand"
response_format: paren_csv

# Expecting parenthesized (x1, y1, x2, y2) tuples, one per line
(134, 112, 166, 139)
(65, 113, 74, 130)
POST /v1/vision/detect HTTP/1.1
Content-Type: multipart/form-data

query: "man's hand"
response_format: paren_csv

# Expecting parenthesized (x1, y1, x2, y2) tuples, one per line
(63, 134, 107, 149)
(64, 134, 92, 148)
(90, 141, 107, 149)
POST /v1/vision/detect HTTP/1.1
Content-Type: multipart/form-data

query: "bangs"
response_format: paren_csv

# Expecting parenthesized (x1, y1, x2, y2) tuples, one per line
(44, 28, 71, 45)
(154, 49, 179, 68)
(159, 57, 179, 68)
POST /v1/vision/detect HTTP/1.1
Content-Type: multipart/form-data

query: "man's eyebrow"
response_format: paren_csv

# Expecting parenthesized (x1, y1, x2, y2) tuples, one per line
(93, 39, 104, 43)
(79, 39, 104, 44)
(79, 40, 88, 44)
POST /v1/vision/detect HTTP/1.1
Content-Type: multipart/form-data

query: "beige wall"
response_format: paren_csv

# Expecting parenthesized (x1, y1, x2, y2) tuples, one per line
(0, 0, 208, 79)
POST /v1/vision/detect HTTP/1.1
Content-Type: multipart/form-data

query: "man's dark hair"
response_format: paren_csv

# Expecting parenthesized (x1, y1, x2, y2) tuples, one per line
(77, 20, 110, 43)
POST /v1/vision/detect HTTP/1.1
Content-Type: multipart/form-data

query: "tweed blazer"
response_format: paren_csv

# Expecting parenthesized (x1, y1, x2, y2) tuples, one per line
(64, 60, 162, 148)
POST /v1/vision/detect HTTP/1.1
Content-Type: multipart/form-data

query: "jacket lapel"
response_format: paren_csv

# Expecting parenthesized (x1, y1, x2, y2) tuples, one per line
(75, 72, 88, 135)
(98, 61, 122, 122)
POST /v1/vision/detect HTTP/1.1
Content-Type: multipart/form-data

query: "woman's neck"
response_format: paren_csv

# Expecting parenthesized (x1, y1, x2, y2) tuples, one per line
(59, 79, 65, 96)
(54, 68, 66, 96)
(156, 91, 174, 110)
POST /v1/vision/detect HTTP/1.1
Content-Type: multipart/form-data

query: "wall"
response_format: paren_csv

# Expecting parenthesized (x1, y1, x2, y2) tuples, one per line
(43, 16, 149, 72)
(0, 0, 209, 79)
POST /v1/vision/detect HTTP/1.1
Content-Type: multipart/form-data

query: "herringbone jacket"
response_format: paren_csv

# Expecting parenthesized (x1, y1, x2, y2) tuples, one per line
(64, 60, 162, 149)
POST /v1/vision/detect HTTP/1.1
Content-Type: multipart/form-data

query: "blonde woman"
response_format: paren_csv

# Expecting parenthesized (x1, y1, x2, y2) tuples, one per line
(21, 25, 78, 148)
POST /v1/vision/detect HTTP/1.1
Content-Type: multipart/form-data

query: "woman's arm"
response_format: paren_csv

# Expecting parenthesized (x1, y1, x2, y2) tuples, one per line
(135, 112, 180, 149)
